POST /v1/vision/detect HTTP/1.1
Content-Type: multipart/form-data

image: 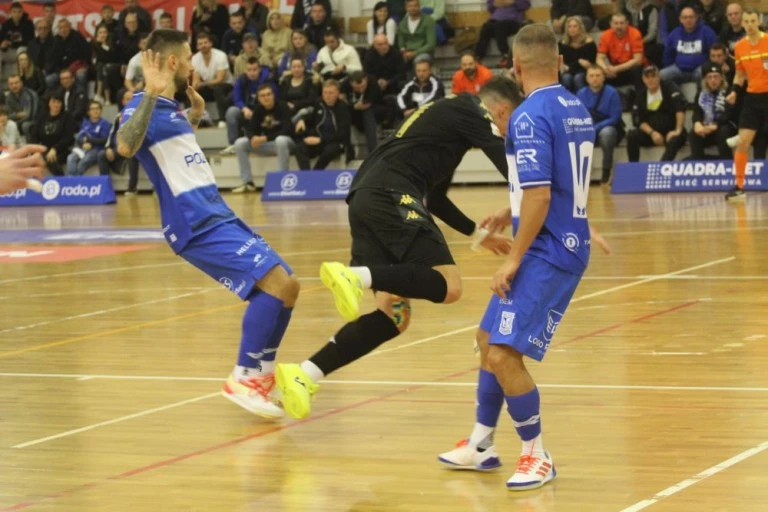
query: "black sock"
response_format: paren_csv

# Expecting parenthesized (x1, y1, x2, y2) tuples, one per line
(309, 310, 400, 375)
(369, 263, 448, 303)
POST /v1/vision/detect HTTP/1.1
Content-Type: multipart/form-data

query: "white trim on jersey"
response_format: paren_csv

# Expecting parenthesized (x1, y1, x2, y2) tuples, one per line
(520, 180, 552, 188)
(526, 83, 562, 99)
(148, 133, 217, 197)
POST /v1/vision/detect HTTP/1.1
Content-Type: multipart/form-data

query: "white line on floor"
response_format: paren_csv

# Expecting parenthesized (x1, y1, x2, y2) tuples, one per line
(619, 441, 768, 512)
(11, 392, 220, 449)
(0, 287, 208, 301)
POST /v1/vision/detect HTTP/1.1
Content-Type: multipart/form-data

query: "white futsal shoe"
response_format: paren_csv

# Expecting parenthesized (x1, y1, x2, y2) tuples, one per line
(438, 438, 502, 471)
(506, 451, 556, 491)
(222, 373, 284, 419)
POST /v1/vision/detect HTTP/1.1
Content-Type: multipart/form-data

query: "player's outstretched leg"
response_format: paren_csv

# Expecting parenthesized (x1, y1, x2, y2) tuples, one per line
(222, 265, 300, 419)
(438, 327, 504, 471)
(320, 261, 459, 321)
(276, 293, 410, 419)
(487, 344, 555, 491)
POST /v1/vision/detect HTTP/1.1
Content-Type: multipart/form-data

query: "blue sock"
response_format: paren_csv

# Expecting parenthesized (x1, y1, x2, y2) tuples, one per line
(261, 307, 293, 362)
(237, 291, 284, 368)
(477, 369, 504, 427)
(505, 387, 541, 441)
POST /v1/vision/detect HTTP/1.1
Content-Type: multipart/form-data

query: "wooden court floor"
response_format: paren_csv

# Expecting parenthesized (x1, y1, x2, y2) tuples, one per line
(1, 186, 767, 511)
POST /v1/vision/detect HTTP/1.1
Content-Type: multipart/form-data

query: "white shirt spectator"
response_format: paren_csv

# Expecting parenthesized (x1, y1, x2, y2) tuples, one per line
(0, 119, 21, 149)
(191, 48, 233, 84)
(315, 38, 363, 76)
(126, 52, 143, 83)
(367, 18, 397, 46)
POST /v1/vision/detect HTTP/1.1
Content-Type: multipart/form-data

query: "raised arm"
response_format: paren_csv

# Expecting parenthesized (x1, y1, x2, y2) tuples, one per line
(117, 51, 164, 157)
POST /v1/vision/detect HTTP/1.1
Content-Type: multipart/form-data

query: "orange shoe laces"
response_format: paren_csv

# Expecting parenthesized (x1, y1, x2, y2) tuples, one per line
(241, 374, 276, 397)
(515, 455, 540, 474)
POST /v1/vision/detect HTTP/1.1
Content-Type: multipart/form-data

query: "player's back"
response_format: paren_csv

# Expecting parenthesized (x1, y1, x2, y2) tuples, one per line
(350, 94, 506, 198)
(507, 84, 593, 274)
(122, 93, 235, 252)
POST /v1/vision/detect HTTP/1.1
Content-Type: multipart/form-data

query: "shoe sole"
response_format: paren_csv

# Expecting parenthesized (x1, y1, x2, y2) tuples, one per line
(275, 365, 312, 420)
(320, 262, 361, 322)
(506, 466, 557, 491)
(726, 195, 746, 202)
(220, 390, 283, 420)
(437, 457, 501, 472)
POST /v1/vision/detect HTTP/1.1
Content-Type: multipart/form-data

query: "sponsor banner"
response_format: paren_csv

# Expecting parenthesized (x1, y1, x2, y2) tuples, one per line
(3, 0, 278, 38)
(0, 245, 152, 263)
(611, 160, 768, 194)
(0, 177, 116, 206)
(261, 170, 356, 201)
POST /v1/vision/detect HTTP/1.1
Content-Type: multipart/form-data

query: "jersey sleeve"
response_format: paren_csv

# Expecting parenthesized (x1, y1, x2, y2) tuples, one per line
(734, 42, 745, 73)
(509, 109, 553, 188)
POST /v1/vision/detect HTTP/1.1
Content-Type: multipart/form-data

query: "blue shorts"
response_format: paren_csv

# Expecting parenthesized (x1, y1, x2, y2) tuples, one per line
(481, 255, 582, 361)
(180, 219, 292, 301)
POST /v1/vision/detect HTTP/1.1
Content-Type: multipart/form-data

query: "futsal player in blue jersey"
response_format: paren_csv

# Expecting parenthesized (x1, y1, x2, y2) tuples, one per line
(438, 24, 609, 490)
(116, 30, 300, 419)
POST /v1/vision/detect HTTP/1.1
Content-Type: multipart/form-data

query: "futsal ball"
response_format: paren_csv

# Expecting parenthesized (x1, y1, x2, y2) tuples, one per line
(391, 296, 411, 328)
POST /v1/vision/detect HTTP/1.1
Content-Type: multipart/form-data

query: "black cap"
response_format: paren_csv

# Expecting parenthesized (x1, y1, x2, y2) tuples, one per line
(242, 33, 256, 42)
(701, 61, 723, 76)
(642, 65, 659, 75)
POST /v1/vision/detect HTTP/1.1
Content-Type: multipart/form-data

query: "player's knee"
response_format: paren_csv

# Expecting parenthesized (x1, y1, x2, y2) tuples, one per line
(443, 279, 463, 304)
(282, 274, 301, 305)
(486, 344, 523, 375)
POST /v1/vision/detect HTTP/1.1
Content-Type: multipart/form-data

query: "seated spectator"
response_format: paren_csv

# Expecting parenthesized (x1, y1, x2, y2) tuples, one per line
(119, 0, 152, 35)
(368, 2, 398, 45)
(190, 0, 229, 53)
(305, 2, 337, 49)
(699, 0, 725, 35)
(364, 34, 406, 96)
(58, 69, 87, 125)
(0, 2, 34, 52)
(92, 26, 122, 105)
(719, 2, 745, 53)
(159, 12, 174, 30)
(291, 0, 332, 30)
(661, 7, 717, 85)
(577, 65, 624, 183)
(623, 0, 662, 67)
(598, 14, 644, 91)
(16, 51, 46, 98)
(234, 33, 264, 76)
(99, 89, 141, 195)
(277, 29, 318, 78)
(708, 42, 734, 85)
(658, 0, 692, 47)
(5, 74, 38, 140)
(118, 12, 142, 66)
(222, 57, 274, 148)
(279, 57, 319, 114)
(261, 10, 293, 69)
(627, 65, 687, 162)
(124, 34, 150, 92)
(558, 16, 596, 92)
(689, 62, 737, 160)
(238, 0, 269, 36)
(342, 71, 390, 154)
(452, 51, 493, 95)
(222, 12, 258, 69)
(0, 108, 21, 152)
(475, 0, 529, 67)
(552, 0, 594, 34)
(314, 29, 362, 80)
(397, 0, 437, 66)
(66, 100, 112, 176)
(397, 58, 444, 118)
(27, 20, 54, 78)
(31, 92, 74, 176)
(420, 0, 454, 45)
(232, 85, 298, 192)
(294, 80, 350, 170)
(191, 32, 234, 124)
(95, 4, 120, 44)
(46, 19, 90, 90)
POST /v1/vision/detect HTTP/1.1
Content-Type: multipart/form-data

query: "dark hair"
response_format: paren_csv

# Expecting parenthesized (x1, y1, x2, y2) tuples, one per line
(246, 56, 260, 65)
(478, 76, 524, 107)
(324, 26, 339, 39)
(197, 31, 212, 43)
(744, 7, 760, 16)
(372, 1, 389, 32)
(230, 11, 244, 19)
(257, 83, 273, 93)
(6, 73, 20, 81)
(710, 42, 727, 53)
(160, 12, 172, 20)
(45, 91, 63, 103)
(349, 70, 367, 83)
(679, 6, 697, 16)
(0, 107, 8, 117)
(10, 2, 22, 10)
(102, 4, 114, 10)
(138, 32, 150, 41)
(146, 29, 189, 57)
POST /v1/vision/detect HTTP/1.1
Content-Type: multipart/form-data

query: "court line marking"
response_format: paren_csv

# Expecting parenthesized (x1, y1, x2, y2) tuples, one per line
(371, 257, 733, 357)
(1, 367, 478, 510)
(11, 393, 221, 449)
(0, 287, 207, 301)
(3, 373, 768, 392)
(0, 290, 212, 334)
(619, 441, 768, 512)
(0, 285, 323, 359)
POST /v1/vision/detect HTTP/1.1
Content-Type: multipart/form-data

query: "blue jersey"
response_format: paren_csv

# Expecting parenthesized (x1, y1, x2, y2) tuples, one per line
(122, 92, 236, 253)
(506, 84, 593, 275)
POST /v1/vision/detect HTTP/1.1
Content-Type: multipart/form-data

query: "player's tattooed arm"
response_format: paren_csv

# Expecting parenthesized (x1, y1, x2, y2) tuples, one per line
(116, 93, 158, 158)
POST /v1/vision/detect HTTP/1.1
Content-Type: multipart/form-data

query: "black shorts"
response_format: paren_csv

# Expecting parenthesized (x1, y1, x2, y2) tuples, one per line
(739, 93, 768, 131)
(347, 187, 455, 267)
